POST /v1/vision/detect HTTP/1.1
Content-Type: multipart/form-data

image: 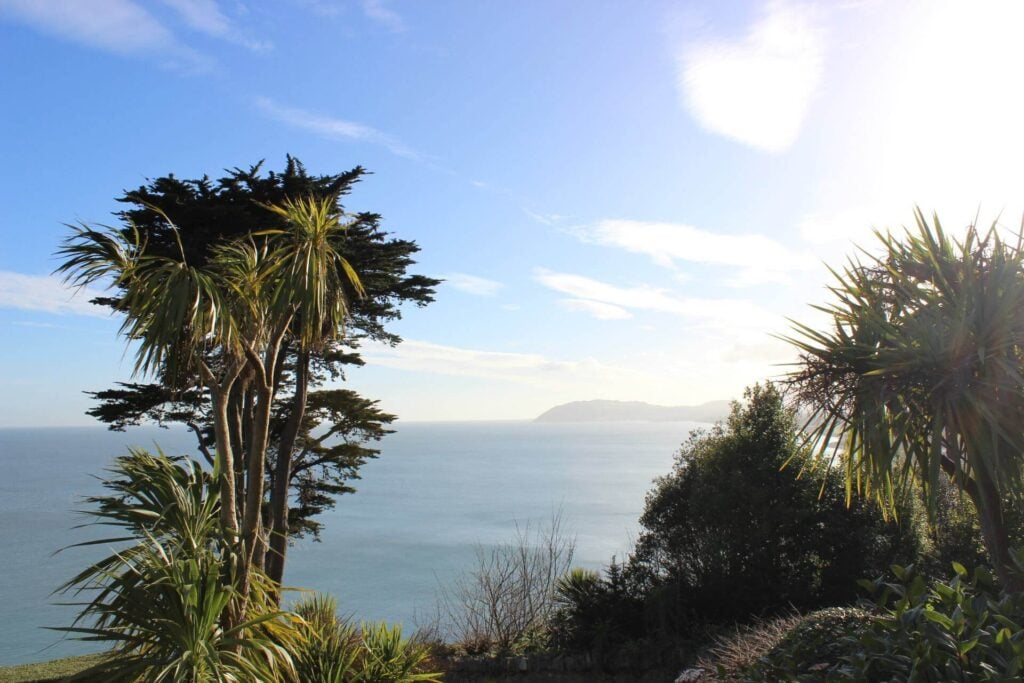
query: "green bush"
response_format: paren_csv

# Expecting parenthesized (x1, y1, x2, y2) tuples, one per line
(734, 607, 871, 681)
(58, 450, 298, 682)
(358, 623, 441, 683)
(837, 562, 1024, 681)
(549, 565, 644, 655)
(292, 594, 360, 683)
(629, 384, 923, 628)
(289, 593, 441, 683)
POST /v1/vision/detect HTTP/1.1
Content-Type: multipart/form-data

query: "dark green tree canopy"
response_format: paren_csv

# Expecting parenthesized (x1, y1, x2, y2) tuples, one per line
(104, 156, 436, 345)
(85, 157, 436, 549)
(630, 383, 921, 623)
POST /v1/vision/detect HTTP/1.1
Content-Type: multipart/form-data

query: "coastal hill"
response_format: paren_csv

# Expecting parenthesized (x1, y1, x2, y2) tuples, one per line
(534, 399, 730, 423)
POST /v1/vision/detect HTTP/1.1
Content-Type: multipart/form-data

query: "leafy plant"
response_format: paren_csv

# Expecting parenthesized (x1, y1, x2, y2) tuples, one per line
(785, 209, 1024, 589)
(357, 622, 442, 683)
(629, 384, 921, 627)
(289, 594, 442, 683)
(837, 562, 1024, 681)
(56, 449, 298, 682)
(731, 607, 871, 682)
(291, 594, 360, 683)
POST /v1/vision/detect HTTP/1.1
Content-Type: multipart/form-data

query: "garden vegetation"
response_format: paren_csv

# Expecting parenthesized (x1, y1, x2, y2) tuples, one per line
(38, 171, 1024, 681)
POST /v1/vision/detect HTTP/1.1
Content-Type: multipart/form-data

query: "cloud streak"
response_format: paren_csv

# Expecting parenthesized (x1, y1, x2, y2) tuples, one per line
(0, 0, 267, 69)
(0, 0, 179, 56)
(535, 269, 778, 328)
(255, 97, 418, 159)
(159, 0, 270, 50)
(558, 299, 633, 320)
(359, 339, 639, 388)
(0, 271, 110, 318)
(678, 1, 824, 152)
(442, 273, 504, 297)
(573, 218, 814, 283)
(361, 0, 405, 32)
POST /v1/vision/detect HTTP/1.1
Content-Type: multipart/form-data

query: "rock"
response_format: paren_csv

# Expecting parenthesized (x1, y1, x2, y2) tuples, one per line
(675, 668, 705, 683)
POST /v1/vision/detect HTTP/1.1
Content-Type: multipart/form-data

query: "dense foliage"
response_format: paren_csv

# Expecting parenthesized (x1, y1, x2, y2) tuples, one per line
(548, 384, 922, 661)
(291, 594, 441, 683)
(630, 384, 921, 625)
(786, 210, 1024, 589)
(839, 562, 1024, 681)
(58, 450, 298, 682)
(74, 157, 435, 588)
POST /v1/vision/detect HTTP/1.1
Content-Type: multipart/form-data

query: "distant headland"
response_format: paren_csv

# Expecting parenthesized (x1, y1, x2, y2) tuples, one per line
(534, 399, 730, 423)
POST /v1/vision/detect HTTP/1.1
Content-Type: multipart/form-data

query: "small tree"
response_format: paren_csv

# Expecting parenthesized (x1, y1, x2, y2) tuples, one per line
(785, 210, 1024, 590)
(629, 384, 920, 624)
(80, 158, 436, 590)
(58, 195, 363, 624)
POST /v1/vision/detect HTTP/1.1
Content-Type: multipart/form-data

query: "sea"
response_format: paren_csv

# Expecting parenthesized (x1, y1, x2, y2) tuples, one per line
(0, 420, 705, 666)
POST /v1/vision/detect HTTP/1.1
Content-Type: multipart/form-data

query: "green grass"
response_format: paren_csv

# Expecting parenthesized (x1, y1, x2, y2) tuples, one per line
(0, 653, 106, 683)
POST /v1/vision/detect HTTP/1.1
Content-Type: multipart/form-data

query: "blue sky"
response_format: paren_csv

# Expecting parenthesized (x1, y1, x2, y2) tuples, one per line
(3, 0, 1024, 425)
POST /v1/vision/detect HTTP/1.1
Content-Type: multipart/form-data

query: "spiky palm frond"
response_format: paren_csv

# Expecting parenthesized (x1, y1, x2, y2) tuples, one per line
(56, 222, 239, 381)
(784, 209, 1024, 520)
(291, 594, 360, 683)
(56, 451, 299, 682)
(261, 195, 365, 351)
(357, 622, 442, 683)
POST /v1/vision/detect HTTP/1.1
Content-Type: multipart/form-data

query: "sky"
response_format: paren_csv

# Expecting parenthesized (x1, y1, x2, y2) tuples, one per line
(3, 0, 1024, 426)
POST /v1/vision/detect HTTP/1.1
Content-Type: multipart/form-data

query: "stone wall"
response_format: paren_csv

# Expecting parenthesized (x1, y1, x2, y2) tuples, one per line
(440, 651, 685, 682)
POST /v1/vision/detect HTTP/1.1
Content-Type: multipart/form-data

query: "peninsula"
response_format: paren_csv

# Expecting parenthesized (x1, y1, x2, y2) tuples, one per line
(534, 399, 730, 423)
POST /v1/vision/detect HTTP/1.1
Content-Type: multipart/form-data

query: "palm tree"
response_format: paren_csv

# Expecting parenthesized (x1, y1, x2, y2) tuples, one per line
(57, 195, 364, 621)
(57, 449, 299, 682)
(785, 209, 1024, 590)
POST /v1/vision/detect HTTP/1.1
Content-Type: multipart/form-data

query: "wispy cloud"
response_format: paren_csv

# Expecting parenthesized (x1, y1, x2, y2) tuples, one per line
(159, 0, 270, 50)
(558, 299, 633, 320)
(442, 273, 504, 297)
(0, 271, 110, 318)
(361, 0, 405, 31)
(677, 1, 824, 152)
(534, 269, 778, 328)
(0, 0, 265, 69)
(359, 339, 638, 388)
(0, 0, 180, 56)
(255, 96, 418, 159)
(573, 218, 814, 284)
(523, 209, 568, 226)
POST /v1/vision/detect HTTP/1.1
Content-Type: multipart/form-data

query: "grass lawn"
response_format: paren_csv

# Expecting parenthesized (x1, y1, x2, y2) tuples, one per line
(0, 654, 105, 683)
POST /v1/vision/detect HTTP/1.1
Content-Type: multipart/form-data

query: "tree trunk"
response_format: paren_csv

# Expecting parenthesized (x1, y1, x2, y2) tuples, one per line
(972, 469, 1021, 592)
(266, 349, 310, 591)
(210, 388, 240, 537)
(942, 454, 1021, 591)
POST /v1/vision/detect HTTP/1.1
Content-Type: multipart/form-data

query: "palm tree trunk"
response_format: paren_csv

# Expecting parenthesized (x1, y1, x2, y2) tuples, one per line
(941, 455, 1020, 591)
(266, 349, 309, 590)
(211, 388, 240, 536)
(974, 471, 1020, 592)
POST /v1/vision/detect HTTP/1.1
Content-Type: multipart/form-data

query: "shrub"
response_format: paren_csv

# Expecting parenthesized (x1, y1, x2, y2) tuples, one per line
(58, 449, 298, 682)
(290, 593, 441, 683)
(438, 514, 574, 654)
(358, 623, 441, 683)
(731, 607, 871, 681)
(628, 384, 923, 628)
(837, 562, 1024, 681)
(292, 594, 360, 683)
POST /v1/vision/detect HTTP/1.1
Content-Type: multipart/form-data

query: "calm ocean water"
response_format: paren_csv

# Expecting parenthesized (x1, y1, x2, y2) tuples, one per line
(0, 420, 704, 665)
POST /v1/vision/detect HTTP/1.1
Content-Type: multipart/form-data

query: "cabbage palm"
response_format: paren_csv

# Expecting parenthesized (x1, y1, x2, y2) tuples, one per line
(785, 209, 1024, 589)
(57, 450, 298, 682)
(57, 195, 364, 621)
